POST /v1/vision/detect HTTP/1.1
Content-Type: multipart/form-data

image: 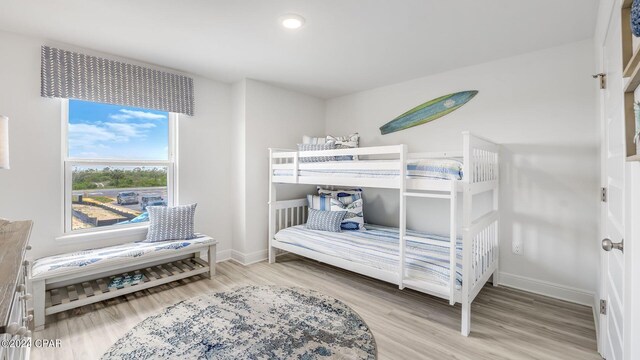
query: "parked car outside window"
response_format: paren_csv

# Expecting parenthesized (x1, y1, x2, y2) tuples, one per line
(117, 191, 139, 205)
(141, 195, 165, 210)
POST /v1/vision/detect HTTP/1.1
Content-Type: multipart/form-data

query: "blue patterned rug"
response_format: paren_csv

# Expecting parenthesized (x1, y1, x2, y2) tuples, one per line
(102, 286, 376, 359)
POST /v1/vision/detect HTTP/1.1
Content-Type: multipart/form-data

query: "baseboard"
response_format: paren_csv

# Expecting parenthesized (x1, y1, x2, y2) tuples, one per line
(201, 248, 232, 264)
(216, 249, 232, 263)
(230, 249, 268, 266)
(498, 272, 594, 307)
(220, 254, 596, 308)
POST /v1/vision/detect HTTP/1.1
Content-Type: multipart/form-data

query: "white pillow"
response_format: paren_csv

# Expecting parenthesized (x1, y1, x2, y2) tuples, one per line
(302, 135, 327, 145)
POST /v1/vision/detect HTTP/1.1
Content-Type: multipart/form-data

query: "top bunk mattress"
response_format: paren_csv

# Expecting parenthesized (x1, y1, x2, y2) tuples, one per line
(273, 158, 464, 181)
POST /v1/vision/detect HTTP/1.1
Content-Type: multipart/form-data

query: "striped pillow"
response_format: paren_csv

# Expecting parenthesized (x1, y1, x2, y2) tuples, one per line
(145, 204, 197, 242)
(305, 209, 346, 232)
(307, 194, 333, 211)
(298, 142, 336, 163)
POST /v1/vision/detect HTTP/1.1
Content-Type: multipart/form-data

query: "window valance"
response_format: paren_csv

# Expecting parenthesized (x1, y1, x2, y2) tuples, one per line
(41, 46, 194, 116)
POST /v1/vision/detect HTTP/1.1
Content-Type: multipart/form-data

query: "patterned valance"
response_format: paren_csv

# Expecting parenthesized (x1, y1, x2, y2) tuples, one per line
(41, 46, 194, 115)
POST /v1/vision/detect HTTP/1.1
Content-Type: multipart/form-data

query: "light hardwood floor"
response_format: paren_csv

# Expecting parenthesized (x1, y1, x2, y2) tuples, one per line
(31, 255, 600, 360)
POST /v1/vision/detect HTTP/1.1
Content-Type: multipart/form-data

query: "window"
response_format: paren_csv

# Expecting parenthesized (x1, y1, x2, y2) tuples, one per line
(64, 100, 176, 233)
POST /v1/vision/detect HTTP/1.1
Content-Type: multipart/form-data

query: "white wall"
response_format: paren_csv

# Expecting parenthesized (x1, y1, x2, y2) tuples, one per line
(0, 30, 233, 260)
(178, 77, 233, 260)
(231, 79, 325, 263)
(325, 40, 600, 303)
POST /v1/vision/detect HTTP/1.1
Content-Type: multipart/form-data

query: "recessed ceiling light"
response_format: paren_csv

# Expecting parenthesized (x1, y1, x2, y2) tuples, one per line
(280, 14, 305, 29)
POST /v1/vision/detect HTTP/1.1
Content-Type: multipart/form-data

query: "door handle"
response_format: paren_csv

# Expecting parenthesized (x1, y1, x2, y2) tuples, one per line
(602, 238, 624, 253)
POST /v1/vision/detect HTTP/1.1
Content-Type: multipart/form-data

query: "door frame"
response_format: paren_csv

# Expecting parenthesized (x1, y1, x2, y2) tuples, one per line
(595, 0, 639, 359)
(595, 0, 615, 355)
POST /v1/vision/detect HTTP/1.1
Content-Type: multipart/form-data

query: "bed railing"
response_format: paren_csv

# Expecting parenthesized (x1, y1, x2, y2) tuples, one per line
(460, 131, 500, 335)
(462, 131, 499, 187)
(274, 199, 308, 233)
(466, 211, 499, 298)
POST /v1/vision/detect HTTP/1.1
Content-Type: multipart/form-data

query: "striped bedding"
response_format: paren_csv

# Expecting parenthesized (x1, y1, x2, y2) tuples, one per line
(274, 224, 463, 288)
(273, 158, 463, 180)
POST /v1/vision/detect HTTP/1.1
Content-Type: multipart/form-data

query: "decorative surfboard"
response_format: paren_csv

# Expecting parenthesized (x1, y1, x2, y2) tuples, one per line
(379, 90, 478, 135)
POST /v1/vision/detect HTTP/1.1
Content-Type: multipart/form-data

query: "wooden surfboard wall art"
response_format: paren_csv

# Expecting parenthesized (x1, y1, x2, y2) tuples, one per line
(379, 90, 478, 135)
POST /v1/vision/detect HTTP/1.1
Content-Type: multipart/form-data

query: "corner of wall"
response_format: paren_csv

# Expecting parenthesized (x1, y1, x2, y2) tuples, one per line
(230, 79, 248, 254)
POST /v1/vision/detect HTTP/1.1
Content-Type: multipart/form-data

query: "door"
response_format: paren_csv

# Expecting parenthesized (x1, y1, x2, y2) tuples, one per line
(600, 4, 626, 360)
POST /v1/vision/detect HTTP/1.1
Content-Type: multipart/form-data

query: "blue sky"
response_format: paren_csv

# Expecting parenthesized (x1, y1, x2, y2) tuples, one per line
(68, 100, 168, 160)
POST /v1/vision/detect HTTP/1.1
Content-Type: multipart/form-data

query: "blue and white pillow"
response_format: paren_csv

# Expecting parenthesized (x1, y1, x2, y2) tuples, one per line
(145, 204, 197, 242)
(307, 194, 333, 211)
(317, 187, 363, 205)
(305, 209, 346, 232)
(330, 198, 365, 231)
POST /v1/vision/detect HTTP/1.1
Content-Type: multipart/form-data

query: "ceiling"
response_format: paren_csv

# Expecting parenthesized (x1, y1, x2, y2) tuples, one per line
(0, 0, 599, 98)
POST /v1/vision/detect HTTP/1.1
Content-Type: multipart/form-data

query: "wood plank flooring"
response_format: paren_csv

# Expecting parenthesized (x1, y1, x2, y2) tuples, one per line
(31, 255, 600, 360)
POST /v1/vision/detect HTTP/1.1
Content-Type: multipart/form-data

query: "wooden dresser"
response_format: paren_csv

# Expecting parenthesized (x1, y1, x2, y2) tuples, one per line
(0, 220, 33, 360)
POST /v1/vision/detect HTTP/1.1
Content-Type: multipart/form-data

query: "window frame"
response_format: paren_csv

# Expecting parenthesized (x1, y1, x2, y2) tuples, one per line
(61, 99, 178, 235)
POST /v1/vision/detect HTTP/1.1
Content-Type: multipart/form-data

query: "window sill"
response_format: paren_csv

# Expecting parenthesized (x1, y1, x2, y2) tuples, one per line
(56, 225, 149, 243)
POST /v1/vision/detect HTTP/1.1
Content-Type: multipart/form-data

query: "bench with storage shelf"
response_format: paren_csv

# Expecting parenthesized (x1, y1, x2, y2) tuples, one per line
(29, 235, 217, 330)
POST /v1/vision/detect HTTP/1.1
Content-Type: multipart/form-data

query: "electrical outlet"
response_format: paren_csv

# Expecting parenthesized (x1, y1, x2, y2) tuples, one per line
(512, 238, 523, 255)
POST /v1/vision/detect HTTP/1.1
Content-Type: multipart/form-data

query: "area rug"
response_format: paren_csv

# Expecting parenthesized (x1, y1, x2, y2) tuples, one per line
(101, 286, 376, 359)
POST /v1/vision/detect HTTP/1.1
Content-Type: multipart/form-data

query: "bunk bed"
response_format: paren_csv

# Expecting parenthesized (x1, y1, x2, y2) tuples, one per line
(268, 131, 499, 336)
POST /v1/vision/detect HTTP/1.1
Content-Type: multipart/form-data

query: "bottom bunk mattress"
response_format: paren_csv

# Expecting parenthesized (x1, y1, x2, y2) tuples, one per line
(274, 224, 462, 288)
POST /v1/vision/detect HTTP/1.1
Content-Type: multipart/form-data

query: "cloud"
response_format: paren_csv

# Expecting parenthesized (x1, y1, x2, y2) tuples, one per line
(68, 121, 157, 152)
(68, 123, 117, 149)
(109, 109, 167, 121)
(103, 122, 156, 138)
(108, 114, 132, 121)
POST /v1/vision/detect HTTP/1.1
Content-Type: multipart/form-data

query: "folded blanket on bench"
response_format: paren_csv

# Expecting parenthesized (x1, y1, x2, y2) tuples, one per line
(31, 234, 215, 280)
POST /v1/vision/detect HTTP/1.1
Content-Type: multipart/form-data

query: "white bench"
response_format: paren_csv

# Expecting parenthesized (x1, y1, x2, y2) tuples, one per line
(29, 235, 217, 330)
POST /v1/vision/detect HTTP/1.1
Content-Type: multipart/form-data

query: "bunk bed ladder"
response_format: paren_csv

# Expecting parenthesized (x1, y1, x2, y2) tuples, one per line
(399, 141, 457, 305)
(398, 144, 408, 290)
(448, 181, 457, 306)
(402, 182, 458, 306)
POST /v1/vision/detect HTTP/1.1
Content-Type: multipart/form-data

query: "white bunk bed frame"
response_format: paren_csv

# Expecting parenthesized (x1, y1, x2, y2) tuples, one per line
(267, 131, 499, 336)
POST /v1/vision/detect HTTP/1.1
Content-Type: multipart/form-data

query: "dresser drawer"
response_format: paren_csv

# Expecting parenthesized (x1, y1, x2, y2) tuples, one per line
(1, 291, 31, 360)
(0, 220, 33, 360)
(7, 265, 30, 330)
